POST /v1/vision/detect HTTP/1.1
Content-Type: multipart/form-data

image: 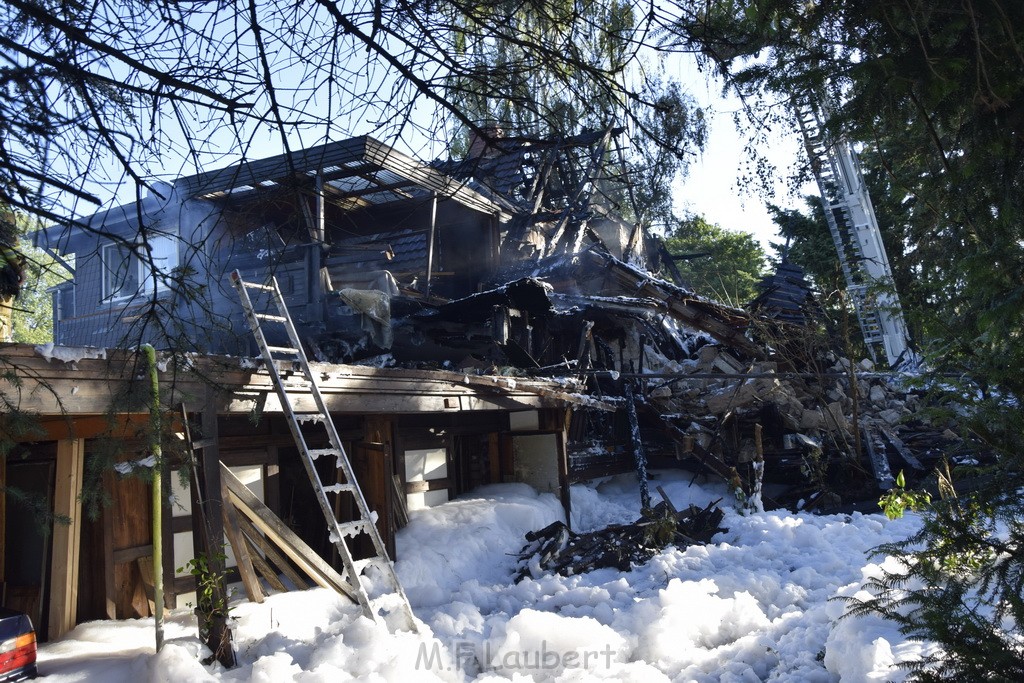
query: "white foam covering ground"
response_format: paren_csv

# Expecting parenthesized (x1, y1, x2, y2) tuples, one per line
(37, 470, 934, 681)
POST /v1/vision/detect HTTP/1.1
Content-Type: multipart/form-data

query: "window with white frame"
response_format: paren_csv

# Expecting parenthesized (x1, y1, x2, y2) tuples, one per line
(101, 234, 178, 301)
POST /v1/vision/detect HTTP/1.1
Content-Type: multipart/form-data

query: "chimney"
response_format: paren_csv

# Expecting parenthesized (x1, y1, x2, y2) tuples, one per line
(468, 123, 505, 159)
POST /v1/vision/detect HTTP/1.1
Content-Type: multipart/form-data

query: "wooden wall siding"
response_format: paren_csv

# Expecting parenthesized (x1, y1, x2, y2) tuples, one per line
(453, 434, 489, 493)
(488, 433, 501, 485)
(74, 472, 113, 623)
(110, 462, 153, 619)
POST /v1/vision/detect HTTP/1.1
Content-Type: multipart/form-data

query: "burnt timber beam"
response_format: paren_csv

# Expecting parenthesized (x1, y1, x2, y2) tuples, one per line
(586, 250, 764, 359)
(640, 404, 737, 485)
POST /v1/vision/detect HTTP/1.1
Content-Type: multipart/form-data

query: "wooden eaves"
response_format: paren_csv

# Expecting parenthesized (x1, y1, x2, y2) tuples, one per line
(0, 343, 612, 421)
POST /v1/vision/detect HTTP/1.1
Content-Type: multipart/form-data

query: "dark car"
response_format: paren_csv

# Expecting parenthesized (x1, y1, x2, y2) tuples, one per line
(0, 609, 36, 681)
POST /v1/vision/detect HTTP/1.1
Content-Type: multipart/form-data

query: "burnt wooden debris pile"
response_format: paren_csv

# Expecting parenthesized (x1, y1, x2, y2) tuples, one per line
(223, 128, 988, 513)
(516, 497, 726, 579)
(351, 236, 988, 511)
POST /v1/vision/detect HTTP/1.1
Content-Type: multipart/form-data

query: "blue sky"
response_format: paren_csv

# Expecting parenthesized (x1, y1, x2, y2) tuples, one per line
(670, 61, 812, 255)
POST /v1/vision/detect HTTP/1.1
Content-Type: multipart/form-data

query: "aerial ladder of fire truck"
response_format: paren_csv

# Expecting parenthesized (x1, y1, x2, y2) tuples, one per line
(792, 95, 914, 368)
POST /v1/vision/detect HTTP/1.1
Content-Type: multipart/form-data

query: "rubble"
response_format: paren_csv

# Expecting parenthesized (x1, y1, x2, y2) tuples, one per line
(515, 499, 726, 580)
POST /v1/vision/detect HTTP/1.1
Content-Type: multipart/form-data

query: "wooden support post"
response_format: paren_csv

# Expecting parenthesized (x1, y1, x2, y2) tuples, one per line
(49, 438, 85, 640)
(199, 398, 225, 572)
(190, 396, 236, 668)
(556, 428, 572, 530)
(311, 173, 325, 316)
(314, 171, 325, 244)
(751, 424, 765, 512)
(102, 471, 116, 619)
(624, 381, 651, 511)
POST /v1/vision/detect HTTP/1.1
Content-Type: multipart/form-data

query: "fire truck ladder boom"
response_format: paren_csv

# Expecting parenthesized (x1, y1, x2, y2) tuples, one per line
(793, 95, 913, 367)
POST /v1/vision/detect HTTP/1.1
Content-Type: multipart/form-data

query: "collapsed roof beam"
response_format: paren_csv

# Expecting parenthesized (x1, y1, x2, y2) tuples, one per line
(587, 249, 764, 359)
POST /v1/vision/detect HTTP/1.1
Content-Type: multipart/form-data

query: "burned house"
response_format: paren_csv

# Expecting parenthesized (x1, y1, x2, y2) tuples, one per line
(32, 128, 768, 490)
(5, 129, 968, 640)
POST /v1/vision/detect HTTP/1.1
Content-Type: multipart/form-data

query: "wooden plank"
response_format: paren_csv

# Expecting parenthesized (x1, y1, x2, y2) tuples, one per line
(656, 486, 679, 515)
(176, 137, 366, 198)
(362, 137, 510, 219)
(113, 544, 154, 564)
(35, 414, 151, 442)
(879, 426, 924, 471)
(172, 575, 196, 595)
(220, 464, 355, 600)
(862, 425, 895, 490)
(221, 479, 265, 604)
(391, 475, 409, 529)
(240, 532, 288, 593)
(586, 250, 762, 358)
(639, 404, 735, 484)
(265, 446, 281, 514)
(0, 344, 597, 418)
(111, 466, 152, 558)
(236, 514, 309, 591)
(136, 556, 157, 615)
(48, 438, 85, 640)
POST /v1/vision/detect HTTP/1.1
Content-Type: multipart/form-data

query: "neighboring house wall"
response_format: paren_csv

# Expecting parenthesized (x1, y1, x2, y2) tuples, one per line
(48, 188, 234, 351)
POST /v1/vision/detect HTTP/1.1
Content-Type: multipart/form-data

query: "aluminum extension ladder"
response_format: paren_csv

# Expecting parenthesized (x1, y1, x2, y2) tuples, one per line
(230, 270, 417, 632)
(793, 95, 913, 368)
